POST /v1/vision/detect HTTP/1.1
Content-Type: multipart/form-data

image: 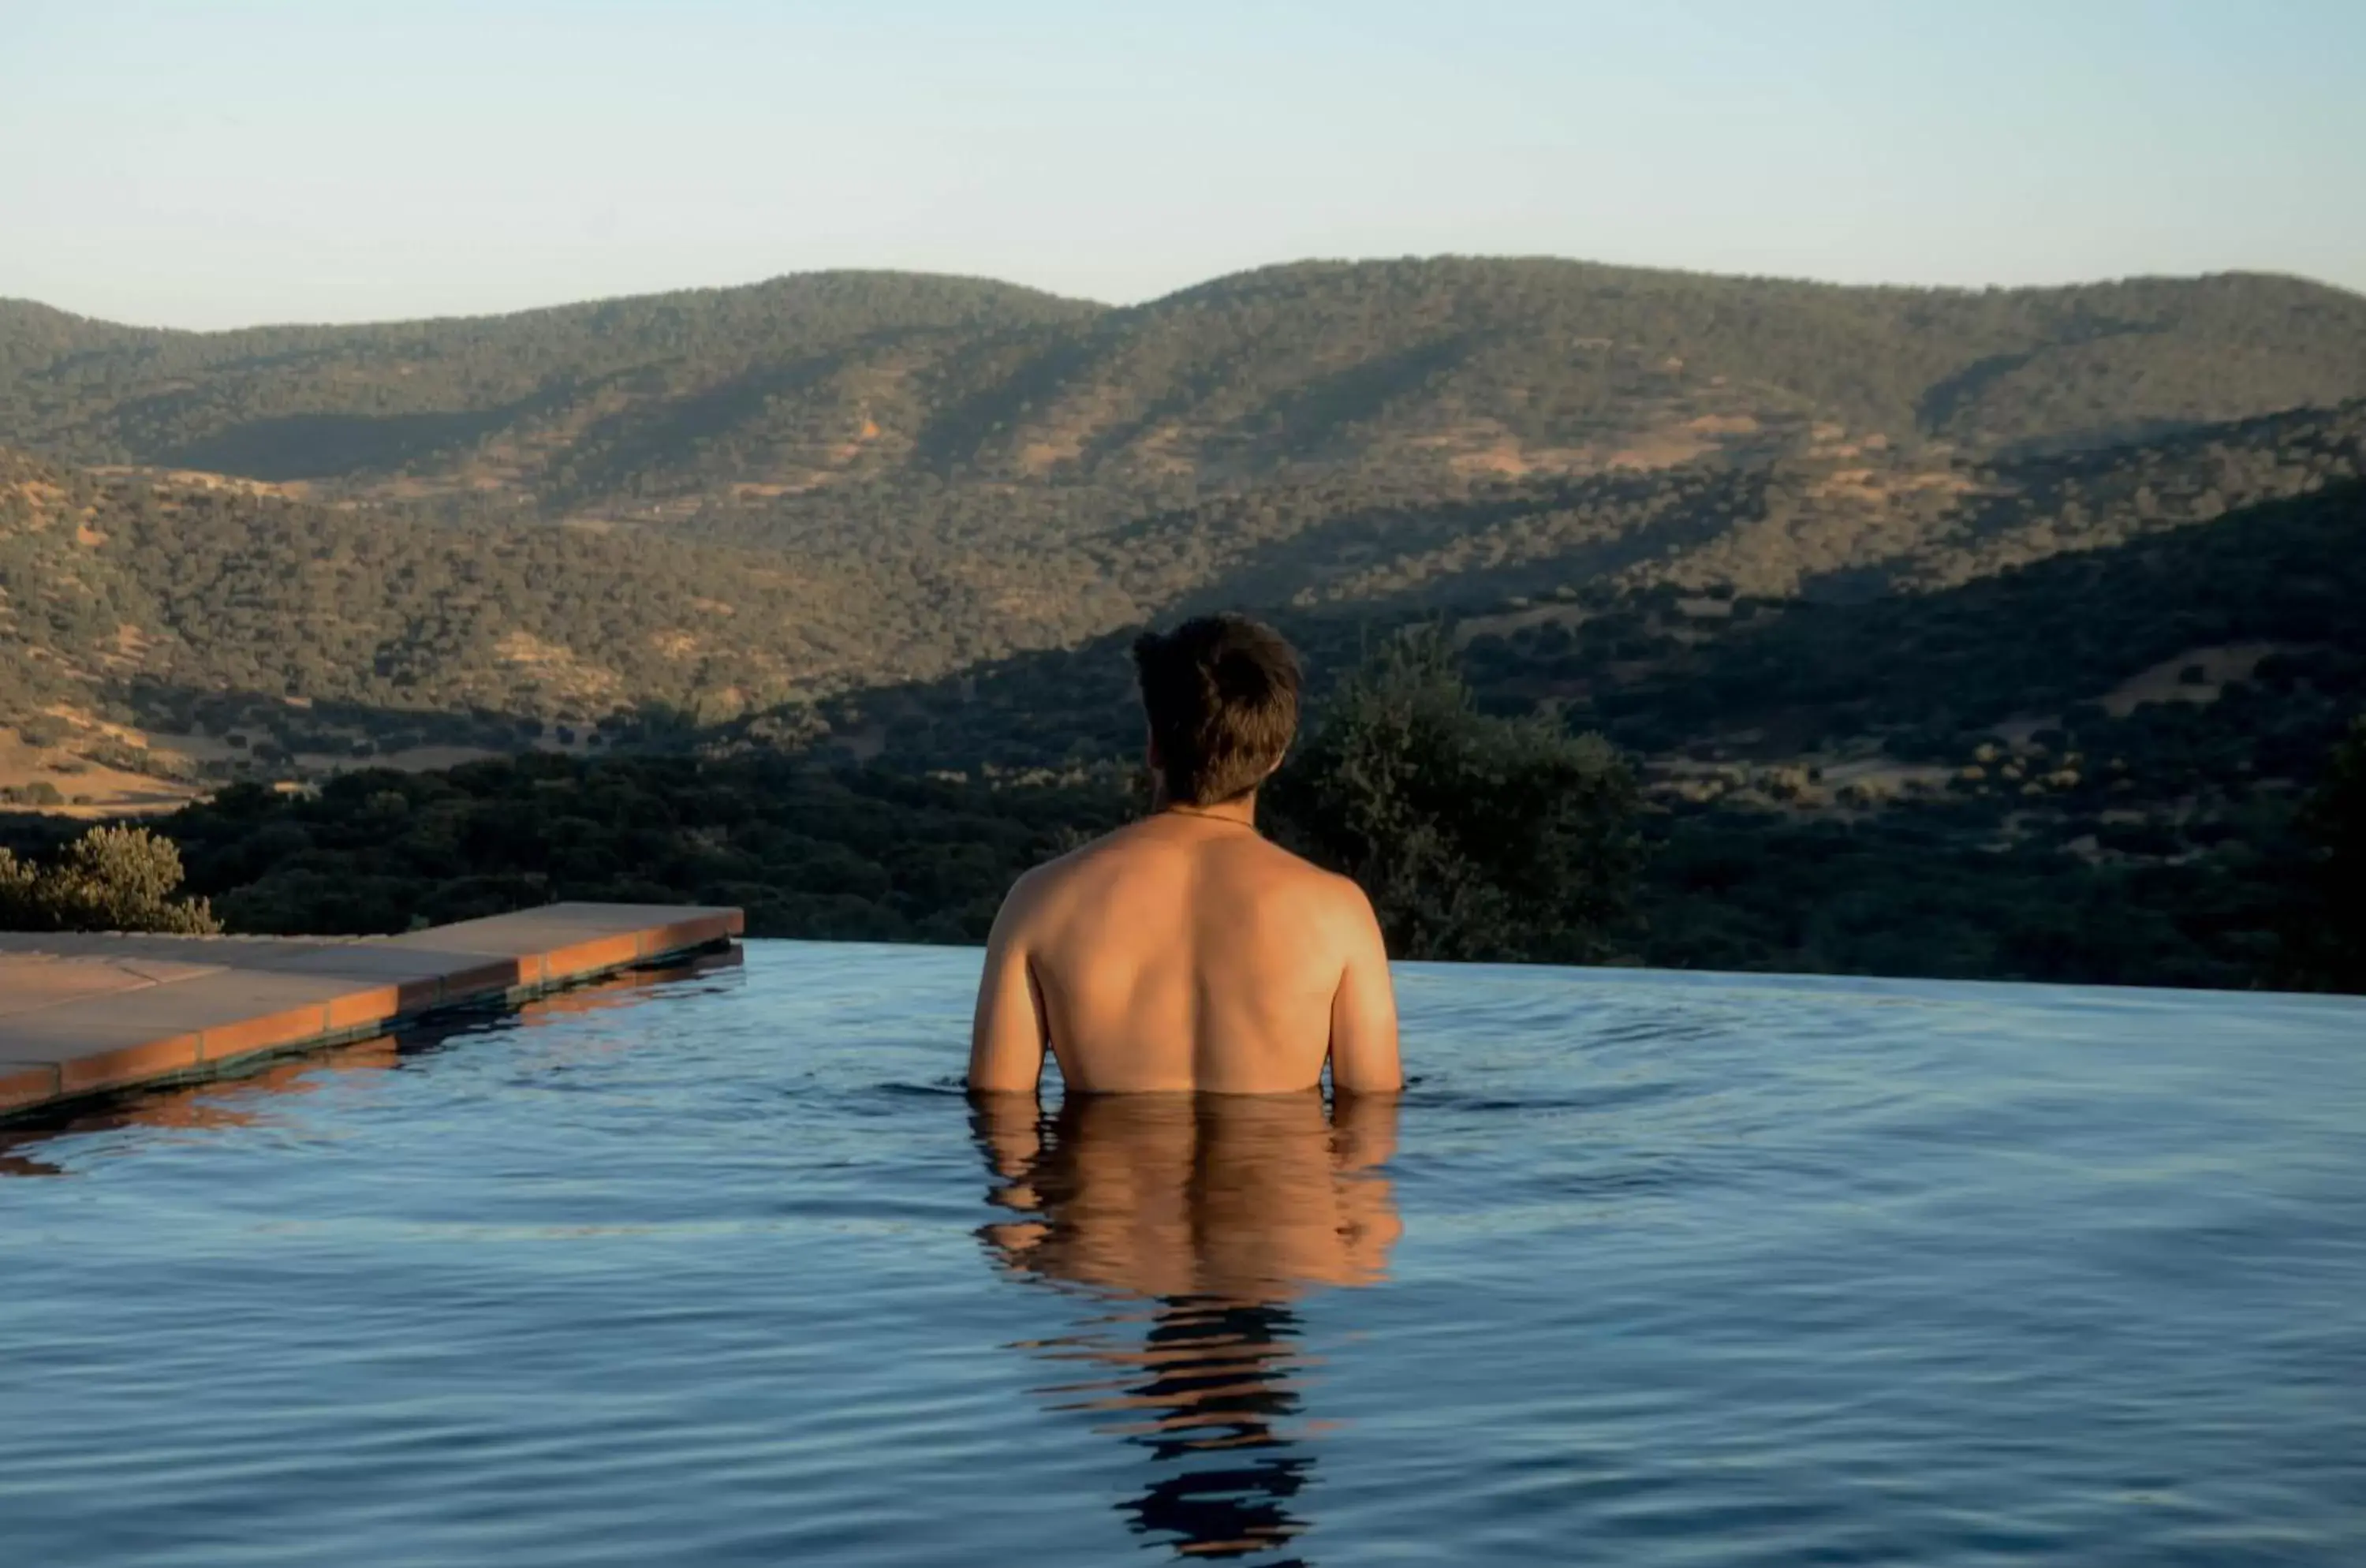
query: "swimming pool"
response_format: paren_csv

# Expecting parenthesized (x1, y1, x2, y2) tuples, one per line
(3, 943, 2360, 1566)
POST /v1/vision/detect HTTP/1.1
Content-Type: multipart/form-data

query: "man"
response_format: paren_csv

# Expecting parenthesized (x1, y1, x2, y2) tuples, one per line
(968, 614, 1401, 1096)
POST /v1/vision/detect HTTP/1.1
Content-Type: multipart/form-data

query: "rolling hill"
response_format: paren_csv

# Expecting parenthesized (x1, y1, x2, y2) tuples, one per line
(9, 478, 2353, 990)
(2, 258, 2363, 804)
(2, 257, 2360, 988)
(8, 261, 2365, 510)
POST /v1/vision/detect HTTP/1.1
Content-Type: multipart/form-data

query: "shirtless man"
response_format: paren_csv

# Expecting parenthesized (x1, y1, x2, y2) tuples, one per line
(968, 614, 1401, 1096)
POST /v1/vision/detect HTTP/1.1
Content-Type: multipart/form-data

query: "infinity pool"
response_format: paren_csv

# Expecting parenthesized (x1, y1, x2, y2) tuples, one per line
(2, 943, 2361, 1566)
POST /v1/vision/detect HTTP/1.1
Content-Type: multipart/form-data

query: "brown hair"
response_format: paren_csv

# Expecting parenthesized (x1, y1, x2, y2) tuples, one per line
(1131, 615, 1302, 806)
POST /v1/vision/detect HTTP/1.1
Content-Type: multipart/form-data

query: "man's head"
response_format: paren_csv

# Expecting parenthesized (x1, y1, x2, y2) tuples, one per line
(1130, 615, 1302, 807)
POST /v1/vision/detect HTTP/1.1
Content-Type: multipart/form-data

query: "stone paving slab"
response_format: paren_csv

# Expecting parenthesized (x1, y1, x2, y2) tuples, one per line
(0, 954, 223, 1018)
(0, 903, 743, 1120)
(0, 933, 349, 962)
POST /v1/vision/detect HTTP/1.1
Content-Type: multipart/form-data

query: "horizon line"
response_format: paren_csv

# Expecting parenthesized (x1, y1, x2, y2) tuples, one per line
(5, 254, 2360, 338)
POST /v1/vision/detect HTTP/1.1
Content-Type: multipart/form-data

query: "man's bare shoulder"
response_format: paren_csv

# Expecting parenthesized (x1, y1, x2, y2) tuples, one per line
(995, 838, 1095, 917)
(1204, 835, 1383, 946)
(995, 822, 1154, 919)
(1245, 834, 1369, 903)
(1005, 818, 1374, 926)
(1303, 858, 1384, 939)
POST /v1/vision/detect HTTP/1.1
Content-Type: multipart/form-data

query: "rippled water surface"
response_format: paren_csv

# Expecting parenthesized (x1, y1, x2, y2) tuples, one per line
(4, 943, 2363, 1566)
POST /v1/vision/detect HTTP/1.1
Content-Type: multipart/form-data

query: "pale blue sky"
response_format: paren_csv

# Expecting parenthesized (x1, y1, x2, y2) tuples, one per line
(2, 0, 2359, 329)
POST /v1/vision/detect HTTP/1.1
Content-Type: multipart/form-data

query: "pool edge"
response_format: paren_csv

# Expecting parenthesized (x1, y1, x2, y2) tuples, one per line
(0, 903, 744, 1125)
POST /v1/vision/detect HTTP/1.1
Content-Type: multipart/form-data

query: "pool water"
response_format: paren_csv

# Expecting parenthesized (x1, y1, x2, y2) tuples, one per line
(2, 943, 2361, 1566)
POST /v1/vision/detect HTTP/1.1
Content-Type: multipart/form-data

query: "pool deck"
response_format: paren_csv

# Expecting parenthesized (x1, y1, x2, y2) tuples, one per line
(0, 902, 743, 1122)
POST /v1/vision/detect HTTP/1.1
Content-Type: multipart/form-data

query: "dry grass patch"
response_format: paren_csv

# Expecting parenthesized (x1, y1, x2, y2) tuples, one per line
(0, 726, 200, 818)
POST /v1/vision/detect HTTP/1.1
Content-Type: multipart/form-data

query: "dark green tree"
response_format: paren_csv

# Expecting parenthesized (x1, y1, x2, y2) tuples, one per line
(1269, 629, 1643, 962)
(2287, 717, 2366, 991)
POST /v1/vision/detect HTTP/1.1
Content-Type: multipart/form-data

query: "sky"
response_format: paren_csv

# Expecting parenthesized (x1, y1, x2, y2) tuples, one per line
(2, 0, 2360, 330)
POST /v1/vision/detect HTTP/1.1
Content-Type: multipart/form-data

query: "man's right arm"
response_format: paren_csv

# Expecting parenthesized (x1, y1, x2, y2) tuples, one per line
(1327, 881, 1402, 1094)
(968, 873, 1051, 1095)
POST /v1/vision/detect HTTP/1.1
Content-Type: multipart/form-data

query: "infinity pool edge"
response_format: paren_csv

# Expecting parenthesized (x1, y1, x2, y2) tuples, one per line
(0, 903, 744, 1123)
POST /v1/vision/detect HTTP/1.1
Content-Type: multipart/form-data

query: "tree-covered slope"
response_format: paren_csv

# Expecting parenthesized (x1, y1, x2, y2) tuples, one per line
(3, 398, 2360, 762)
(6, 262, 2362, 518)
(0, 272, 1095, 487)
(3, 260, 2361, 797)
(0, 447, 902, 727)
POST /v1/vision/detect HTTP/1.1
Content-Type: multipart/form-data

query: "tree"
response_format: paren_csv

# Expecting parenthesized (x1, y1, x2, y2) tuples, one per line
(2287, 717, 2366, 992)
(0, 825, 222, 935)
(1269, 629, 1644, 962)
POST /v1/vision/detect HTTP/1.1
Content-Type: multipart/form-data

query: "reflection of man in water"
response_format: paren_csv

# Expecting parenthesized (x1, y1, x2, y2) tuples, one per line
(973, 1092, 1402, 1562)
(968, 615, 1401, 1096)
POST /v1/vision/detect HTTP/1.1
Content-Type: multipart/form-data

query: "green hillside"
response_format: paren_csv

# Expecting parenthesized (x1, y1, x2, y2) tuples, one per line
(2, 259, 2360, 993)
(0, 274, 1092, 483)
(0, 448, 892, 728)
(6, 259, 2361, 756)
(32, 478, 2326, 991)
(8, 262, 2364, 517)
(2, 397, 2358, 785)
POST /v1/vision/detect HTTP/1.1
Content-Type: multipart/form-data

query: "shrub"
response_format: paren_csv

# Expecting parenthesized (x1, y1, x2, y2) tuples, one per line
(0, 826, 222, 935)
(1269, 629, 1644, 962)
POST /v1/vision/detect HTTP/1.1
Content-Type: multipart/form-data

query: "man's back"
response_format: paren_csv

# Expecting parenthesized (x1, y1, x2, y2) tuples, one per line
(968, 812, 1400, 1095)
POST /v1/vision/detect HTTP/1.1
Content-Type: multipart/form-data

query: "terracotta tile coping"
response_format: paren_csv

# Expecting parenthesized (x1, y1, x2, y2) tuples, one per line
(0, 903, 742, 1122)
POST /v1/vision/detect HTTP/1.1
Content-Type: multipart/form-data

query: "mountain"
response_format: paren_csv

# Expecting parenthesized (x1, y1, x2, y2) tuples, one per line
(8, 262, 2364, 510)
(3, 256, 2361, 988)
(0, 273, 1092, 489)
(2, 259, 2364, 801)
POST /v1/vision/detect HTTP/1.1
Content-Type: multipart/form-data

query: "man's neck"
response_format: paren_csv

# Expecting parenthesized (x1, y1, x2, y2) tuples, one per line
(1156, 792, 1259, 830)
